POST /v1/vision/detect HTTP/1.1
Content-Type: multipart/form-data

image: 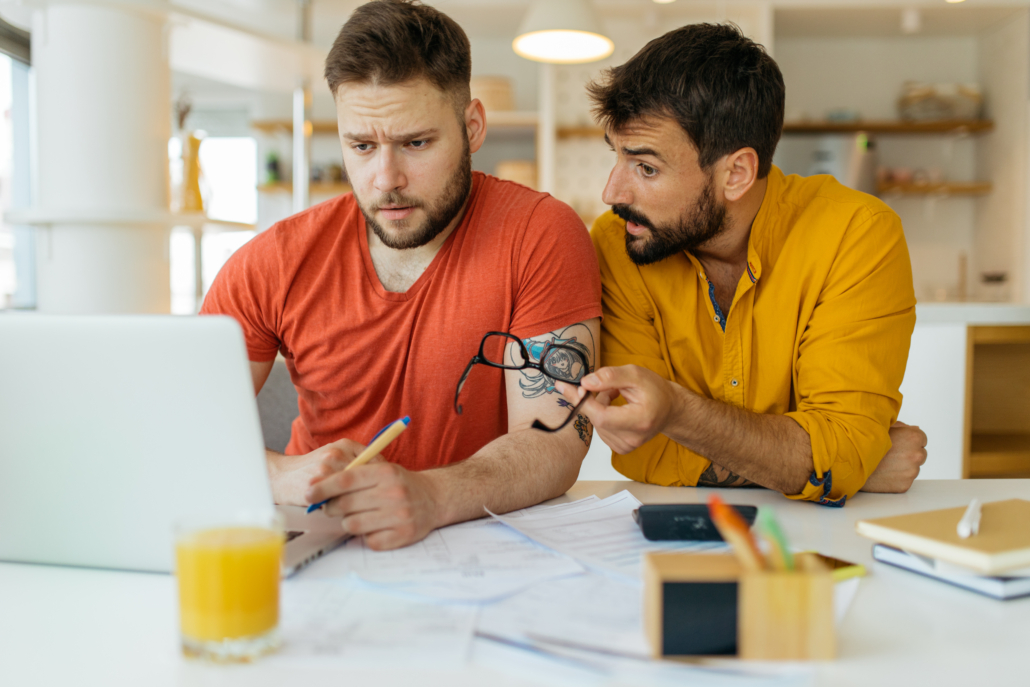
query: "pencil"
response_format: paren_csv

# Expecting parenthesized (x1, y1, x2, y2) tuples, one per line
(708, 495, 766, 572)
(306, 416, 410, 513)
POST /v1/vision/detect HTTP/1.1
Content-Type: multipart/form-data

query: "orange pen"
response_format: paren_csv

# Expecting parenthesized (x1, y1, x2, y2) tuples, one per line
(707, 494, 767, 572)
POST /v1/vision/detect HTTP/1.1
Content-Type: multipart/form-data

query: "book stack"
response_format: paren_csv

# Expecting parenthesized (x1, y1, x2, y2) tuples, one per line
(856, 499, 1030, 600)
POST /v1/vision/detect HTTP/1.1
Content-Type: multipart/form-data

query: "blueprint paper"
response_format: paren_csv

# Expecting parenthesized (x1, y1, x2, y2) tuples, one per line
(271, 580, 477, 667)
(296, 514, 584, 601)
(490, 490, 727, 581)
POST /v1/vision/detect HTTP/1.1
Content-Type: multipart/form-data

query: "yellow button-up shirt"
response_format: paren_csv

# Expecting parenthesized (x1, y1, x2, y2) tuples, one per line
(591, 166, 916, 505)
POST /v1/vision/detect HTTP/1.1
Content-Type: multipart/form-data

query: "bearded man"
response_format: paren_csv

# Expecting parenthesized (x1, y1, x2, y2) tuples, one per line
(202, 0, 600, 548)
(557, 23, 927, 505)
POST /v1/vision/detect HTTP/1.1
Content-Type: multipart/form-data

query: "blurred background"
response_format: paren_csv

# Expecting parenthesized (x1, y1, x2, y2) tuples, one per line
(0, 0, 1027, 315)
(1, 0, 1028, 481)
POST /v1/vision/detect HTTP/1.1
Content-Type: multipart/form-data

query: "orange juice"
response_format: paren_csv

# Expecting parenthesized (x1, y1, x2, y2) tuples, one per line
(175, 526, 283, 643)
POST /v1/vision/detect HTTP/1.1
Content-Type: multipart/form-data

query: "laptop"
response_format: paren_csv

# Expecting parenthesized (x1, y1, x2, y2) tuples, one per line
(0, 314, 348, 576)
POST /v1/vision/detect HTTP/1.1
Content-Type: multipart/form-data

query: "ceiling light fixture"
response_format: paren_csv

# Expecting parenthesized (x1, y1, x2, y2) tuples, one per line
(513, 0, 614, 64)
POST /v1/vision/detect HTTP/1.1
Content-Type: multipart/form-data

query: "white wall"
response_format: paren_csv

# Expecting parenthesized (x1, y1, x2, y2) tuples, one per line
(976, 9, 1030, 304)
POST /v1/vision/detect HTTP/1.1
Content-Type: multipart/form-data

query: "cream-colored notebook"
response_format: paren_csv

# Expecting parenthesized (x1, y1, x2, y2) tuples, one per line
(856, 499, 1030, 575)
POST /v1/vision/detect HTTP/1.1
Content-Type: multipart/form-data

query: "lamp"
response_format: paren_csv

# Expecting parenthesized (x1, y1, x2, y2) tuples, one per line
(512, 0, 614, 64)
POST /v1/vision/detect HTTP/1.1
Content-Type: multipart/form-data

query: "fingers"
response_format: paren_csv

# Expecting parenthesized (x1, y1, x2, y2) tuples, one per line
(554, 380, 586, 406)
(305, 461, 387, 505)
(579, 365, 634, 393)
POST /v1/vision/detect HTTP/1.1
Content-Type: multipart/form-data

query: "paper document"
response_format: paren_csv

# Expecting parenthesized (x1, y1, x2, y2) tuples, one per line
(478, 571, 650, 658)
(298, 515, 584, 601)
(490, 490, 726, 581)
(271, 580, 477, 668)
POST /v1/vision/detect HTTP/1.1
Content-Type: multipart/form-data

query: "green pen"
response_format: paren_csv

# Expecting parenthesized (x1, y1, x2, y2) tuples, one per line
(755, 507, 795, 571)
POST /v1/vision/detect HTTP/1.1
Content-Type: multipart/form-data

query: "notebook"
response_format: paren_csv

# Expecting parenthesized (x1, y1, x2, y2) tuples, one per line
(855, 499, 1030, 575)
(872, 544, 1030, 600)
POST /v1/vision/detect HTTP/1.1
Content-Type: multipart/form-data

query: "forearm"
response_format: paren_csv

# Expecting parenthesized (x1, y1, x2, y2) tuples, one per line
(422, 428, 586, 528)
(664, 383, 813, 494)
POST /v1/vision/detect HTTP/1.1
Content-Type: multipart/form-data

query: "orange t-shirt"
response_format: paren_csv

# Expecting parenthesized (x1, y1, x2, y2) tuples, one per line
(201, 172, 602, 470)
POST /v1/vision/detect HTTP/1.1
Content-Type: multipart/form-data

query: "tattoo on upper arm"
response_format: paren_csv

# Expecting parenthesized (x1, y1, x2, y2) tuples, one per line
(696, 463, 760, 488)
(514, 323, 596, 447)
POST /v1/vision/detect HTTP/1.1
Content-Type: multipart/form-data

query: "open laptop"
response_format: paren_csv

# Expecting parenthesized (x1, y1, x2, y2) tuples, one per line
(0, 314, 348, 576)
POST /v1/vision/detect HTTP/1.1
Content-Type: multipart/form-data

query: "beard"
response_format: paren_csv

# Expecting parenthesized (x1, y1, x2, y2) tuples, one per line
(612, 174, 727, 266)
(355, 139, 473, 251)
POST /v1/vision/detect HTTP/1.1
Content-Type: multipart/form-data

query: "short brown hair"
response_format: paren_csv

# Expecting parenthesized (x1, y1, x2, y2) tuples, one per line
(587, 23, 784, 178)
(324, 0, 471, 107)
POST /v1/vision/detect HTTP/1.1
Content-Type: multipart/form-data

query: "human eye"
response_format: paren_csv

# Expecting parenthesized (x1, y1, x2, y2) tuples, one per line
(408, 139, 429, 150)
(638, 163, 657, 177)
(352, 142, 374, 153)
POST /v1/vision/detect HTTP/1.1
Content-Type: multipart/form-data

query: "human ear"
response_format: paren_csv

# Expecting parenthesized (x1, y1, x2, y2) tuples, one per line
(465, 98, 487, 154)
(720, 148, 759, 203)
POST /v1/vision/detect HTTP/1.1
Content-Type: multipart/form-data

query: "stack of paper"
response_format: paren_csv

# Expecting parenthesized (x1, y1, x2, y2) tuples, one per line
(489, 490, 727, 581)
(298, 514, 584, 601)
(272, 580, 477, 668)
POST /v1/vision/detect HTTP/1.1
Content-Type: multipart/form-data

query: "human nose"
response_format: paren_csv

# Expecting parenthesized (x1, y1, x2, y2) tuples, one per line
(373, 146, 406, 194)
(602, 164, 632, 207)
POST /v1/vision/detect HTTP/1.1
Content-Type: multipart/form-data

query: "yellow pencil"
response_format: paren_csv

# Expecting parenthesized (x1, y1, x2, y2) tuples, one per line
(306, 416, 410, 512)
(345, 416, 410, 471)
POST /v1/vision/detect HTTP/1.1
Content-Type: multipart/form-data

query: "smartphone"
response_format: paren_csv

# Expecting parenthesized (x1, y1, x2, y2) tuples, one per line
(633, 503, 758, 541)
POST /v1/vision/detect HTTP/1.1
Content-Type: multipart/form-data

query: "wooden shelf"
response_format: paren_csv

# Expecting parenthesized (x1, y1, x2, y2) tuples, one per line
(877, 181, 992, 196)
(969, 433, 1030, 478)
(555, 119, 995, 140)
(258, 182, 352, 195)
(971, 325, 1030, 345)
(783, 119, 994, 135)
(557, 126, 604, 139)
(252, 111, 537, 136)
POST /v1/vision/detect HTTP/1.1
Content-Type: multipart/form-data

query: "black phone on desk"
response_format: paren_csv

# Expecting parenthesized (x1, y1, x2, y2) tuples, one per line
(633, 504, 758, 541)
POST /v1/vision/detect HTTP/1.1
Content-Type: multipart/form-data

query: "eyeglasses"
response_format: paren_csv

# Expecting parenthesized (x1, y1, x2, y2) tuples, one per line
(454, 331, 590, 433)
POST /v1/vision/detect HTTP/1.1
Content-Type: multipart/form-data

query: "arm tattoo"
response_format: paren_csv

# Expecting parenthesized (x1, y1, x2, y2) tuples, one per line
(516, 323, 595, 447)
(697, 463, 760, 488)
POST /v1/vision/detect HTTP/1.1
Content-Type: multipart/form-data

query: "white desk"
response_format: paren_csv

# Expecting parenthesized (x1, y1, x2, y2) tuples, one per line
(3, 480, 1029, 686)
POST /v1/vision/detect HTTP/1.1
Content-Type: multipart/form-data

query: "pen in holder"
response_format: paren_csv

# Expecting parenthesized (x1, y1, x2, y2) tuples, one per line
(643, 551, 835, 660)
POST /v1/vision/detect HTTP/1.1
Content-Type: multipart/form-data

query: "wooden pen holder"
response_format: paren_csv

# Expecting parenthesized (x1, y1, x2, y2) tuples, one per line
(643, 552, 835, 660)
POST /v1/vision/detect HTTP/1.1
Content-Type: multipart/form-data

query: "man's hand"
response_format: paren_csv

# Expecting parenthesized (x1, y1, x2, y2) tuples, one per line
(304, 458, 442, 551)
(556, 364, 678, 454)
(861, 421, 928, 493)
(267, 438, 365, 505)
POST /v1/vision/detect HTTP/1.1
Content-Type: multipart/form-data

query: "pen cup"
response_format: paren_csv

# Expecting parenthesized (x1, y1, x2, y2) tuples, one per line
(644, 552, 835, 660)
(174, 510, 284, 662)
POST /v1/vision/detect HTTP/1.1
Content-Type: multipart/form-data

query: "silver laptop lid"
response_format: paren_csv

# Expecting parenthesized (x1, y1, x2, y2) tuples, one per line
(0, 314, 273, 572)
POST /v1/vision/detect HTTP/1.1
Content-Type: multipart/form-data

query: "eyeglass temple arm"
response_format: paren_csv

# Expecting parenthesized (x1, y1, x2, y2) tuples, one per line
(453, 357, 479, 415)
(531, 392, 590, 433)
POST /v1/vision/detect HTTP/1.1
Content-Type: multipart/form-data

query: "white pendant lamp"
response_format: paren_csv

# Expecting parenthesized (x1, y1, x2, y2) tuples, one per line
(513, 0, 614, 64)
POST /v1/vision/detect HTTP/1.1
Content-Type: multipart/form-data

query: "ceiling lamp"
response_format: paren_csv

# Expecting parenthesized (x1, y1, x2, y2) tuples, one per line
(513, 0, 614, 64)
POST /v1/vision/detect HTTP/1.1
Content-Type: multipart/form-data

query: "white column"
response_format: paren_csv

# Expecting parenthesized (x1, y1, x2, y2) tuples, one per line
(30, 1, 171, 313)
(537, 62, 556, 195)
(292, 85, 310, 214)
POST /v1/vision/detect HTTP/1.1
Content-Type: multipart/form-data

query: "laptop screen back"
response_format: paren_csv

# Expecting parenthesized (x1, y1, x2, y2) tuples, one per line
(0, 315, 273, 573)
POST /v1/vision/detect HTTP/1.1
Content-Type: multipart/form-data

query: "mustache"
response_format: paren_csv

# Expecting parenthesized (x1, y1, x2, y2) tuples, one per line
(611, 204, 655, 232)
(371, 192, 424, 212)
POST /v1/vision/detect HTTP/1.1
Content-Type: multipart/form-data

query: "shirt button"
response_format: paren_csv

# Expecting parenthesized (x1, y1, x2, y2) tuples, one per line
(731, 379, 739, 387)
(714, 315, 720, 322)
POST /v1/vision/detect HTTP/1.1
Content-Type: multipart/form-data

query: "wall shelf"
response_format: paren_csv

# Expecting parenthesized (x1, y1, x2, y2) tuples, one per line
(252, 111, 538, 136)
(258, 182, 352, 195)
(877, 181, 992, 196)
(783, 120, 994, 135)
(555, 119, 995, 140)
(969, 433, 1030, 478)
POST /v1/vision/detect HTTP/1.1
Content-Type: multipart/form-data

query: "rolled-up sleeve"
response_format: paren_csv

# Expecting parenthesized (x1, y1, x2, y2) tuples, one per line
(784, 210, 916, 506)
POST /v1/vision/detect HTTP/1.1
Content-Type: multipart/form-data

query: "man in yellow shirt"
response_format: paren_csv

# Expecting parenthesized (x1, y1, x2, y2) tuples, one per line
(557, 23, 927, 505)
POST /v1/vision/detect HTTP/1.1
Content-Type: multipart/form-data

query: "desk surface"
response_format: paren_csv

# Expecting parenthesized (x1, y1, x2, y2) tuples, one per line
(3, 480, 1029, 687)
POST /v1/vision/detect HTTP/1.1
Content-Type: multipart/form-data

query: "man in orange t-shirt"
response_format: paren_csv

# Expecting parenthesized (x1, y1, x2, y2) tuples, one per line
(201, 0, 601, 550)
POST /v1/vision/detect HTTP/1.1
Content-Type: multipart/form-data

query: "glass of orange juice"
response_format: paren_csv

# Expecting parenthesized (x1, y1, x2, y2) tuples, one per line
(174, 510, 284, 662)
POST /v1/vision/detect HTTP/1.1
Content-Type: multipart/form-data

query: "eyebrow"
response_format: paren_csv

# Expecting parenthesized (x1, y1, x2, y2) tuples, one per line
(603, 133, 665, 163)
(341, 128, 438, 143)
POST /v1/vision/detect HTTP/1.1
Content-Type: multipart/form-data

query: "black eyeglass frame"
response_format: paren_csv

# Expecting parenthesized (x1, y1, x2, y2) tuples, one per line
(453, 331, 591, 433)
